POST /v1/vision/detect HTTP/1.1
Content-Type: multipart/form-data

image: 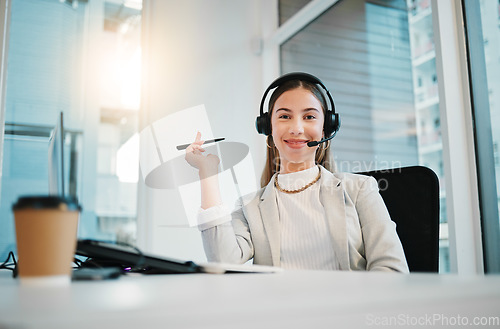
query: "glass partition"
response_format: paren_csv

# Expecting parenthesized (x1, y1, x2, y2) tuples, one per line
(463, 0, 500, 273)
(0, 0, 142, 260)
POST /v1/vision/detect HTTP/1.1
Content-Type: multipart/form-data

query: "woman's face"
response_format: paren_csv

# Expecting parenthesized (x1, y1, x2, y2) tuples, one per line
(271, 87, 325, 173)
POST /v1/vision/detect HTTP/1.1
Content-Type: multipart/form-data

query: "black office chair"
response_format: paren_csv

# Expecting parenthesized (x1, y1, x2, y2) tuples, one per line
(358, 166, 440, 272)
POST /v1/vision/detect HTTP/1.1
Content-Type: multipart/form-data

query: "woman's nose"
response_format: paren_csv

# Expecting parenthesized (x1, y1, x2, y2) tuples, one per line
(289, 119, 304, 134)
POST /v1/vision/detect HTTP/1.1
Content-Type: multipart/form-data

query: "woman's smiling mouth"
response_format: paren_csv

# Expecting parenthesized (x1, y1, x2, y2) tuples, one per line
(284, 139, 309, 149)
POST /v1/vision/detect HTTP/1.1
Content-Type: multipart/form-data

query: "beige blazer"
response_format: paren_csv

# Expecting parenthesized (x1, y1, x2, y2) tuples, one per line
(199, 166, 409, 273)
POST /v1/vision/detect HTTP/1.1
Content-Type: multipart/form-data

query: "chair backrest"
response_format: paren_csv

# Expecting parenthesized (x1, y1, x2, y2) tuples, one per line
(358, 166, 440, 272)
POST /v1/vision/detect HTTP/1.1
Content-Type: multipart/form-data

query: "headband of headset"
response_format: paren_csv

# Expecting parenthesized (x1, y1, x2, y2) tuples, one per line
(255, 72, 340, 137)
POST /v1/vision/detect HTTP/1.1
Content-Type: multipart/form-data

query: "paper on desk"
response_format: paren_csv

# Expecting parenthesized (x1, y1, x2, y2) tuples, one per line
(198, 262, 283, 274)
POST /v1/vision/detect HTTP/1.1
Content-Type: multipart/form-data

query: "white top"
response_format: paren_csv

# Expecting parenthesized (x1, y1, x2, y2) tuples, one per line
(198, 166, 340, 270)
(275, 166, 339, 270)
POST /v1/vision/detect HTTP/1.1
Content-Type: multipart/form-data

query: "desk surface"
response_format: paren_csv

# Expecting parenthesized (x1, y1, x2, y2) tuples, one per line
(1, 270, 499, 329)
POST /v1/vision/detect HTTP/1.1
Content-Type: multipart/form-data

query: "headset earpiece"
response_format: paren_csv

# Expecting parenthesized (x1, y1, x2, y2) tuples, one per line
(324, 112, 340, 137)
(255, 112, 271, 136)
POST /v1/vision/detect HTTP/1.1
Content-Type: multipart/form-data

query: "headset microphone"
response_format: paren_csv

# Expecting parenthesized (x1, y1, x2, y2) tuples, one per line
(307, 130, 338, 147)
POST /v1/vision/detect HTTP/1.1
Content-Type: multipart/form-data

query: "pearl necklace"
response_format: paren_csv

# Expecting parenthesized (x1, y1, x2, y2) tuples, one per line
(274, 166, 321, 194)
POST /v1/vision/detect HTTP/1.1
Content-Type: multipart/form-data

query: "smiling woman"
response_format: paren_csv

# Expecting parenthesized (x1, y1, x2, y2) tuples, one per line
(184, 72, 409, 273)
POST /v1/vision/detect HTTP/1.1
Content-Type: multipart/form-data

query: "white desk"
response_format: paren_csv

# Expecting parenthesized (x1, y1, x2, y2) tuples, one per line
(1, 270, 499, 329)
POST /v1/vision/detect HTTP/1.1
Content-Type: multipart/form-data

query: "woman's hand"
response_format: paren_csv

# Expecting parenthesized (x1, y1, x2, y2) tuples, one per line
(185, 132, 220, 178)
(185, 132, 222, 209)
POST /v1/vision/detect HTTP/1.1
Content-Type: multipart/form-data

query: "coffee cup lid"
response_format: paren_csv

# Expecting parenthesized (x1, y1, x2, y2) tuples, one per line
(13, 196, 81, 211)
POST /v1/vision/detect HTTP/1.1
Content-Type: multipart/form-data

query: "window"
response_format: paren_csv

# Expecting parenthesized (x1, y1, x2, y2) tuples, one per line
(0, 0, 142, 260)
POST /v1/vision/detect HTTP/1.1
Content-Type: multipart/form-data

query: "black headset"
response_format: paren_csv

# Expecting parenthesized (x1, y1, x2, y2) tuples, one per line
(255, 72, 340, 145)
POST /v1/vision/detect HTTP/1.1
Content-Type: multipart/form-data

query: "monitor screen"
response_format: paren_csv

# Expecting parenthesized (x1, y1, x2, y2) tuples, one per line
(48, 112, 65, 197)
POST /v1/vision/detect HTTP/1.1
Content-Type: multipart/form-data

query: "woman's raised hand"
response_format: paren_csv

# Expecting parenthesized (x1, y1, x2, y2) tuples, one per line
(185, 132, 220, 178)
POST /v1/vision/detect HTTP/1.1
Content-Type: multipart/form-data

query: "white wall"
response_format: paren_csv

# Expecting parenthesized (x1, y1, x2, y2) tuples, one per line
(137, 0, 267, 261)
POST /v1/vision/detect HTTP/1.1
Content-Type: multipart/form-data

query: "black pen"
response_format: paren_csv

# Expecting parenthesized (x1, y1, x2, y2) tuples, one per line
(176, 138, 225, 151)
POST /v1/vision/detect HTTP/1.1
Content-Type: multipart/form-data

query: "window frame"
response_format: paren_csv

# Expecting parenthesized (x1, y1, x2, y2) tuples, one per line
(431, 0, 483, 274)
(0, 0, 10, 197)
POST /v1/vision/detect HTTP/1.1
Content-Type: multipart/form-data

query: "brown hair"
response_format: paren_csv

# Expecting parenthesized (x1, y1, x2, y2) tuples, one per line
(260, 79, 336, 187)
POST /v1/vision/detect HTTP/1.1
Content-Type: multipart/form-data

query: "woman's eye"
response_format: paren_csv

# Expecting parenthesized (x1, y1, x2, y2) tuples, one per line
(305, 115, 316, 120)
(279, 114, 290, 119)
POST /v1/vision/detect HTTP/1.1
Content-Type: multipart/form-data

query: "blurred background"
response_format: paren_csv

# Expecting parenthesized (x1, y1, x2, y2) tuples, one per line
(0, 0, 498, 273)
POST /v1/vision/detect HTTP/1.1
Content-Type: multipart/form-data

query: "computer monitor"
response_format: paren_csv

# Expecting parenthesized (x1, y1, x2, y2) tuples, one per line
(48, 112, 65, 197)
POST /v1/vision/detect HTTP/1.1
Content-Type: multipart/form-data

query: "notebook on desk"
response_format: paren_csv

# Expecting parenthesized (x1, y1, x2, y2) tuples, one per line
(75, 239, 281, 275)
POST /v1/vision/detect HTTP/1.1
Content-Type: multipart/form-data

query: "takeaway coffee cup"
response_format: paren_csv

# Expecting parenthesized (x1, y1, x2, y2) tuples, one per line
(13, 196, 81, 285)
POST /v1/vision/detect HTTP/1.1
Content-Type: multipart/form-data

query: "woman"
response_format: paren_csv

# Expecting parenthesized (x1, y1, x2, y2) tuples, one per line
(185, 72, 408, 272)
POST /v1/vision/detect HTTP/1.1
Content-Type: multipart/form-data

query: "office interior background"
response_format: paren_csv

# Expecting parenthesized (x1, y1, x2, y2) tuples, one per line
(0, 0, 498, 274)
